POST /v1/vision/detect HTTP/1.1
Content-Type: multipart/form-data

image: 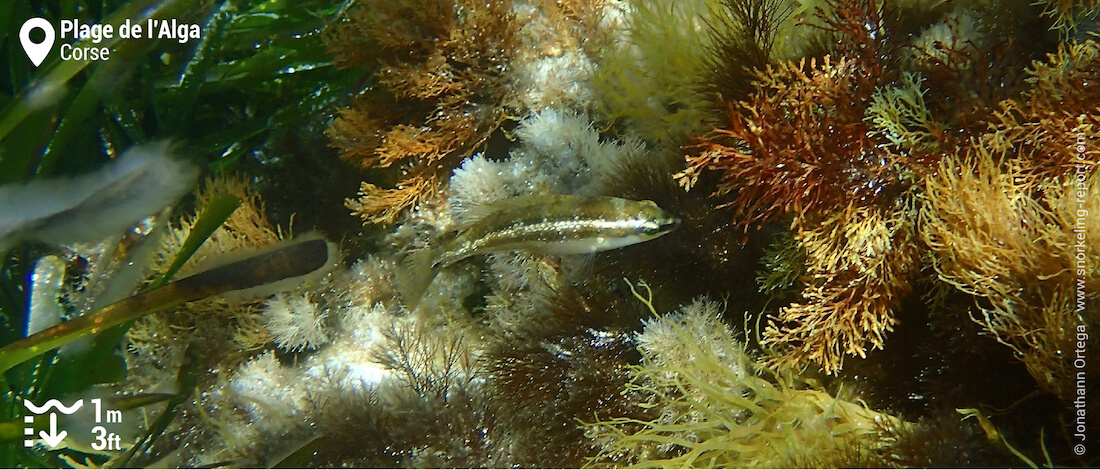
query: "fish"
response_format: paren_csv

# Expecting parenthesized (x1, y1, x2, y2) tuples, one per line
(397, 194, 681, 305)
(0, 142, 199, 253)
(0, 236, 338, 374)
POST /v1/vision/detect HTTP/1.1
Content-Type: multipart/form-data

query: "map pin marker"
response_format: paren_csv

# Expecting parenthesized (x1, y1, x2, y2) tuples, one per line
(20, 18, 55, 67)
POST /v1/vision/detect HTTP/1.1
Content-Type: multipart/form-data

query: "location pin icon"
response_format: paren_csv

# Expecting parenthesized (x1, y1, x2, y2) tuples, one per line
(20, 18, 55, 67)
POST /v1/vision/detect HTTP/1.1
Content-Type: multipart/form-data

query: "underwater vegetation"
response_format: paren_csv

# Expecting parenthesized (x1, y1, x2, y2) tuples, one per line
(585, 295, 911, 468)
(0, 0, 1098, 468)
(0, 0, 358, 466)
(679, 0, 1100, 382)
(325, 0, 519, 225)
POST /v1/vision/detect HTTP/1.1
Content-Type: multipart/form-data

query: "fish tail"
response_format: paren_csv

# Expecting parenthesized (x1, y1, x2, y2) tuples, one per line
(396, 248, 440, 308)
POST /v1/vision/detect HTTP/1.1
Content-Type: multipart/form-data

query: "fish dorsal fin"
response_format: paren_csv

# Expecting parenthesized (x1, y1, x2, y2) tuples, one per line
(453, 195, 568, 229)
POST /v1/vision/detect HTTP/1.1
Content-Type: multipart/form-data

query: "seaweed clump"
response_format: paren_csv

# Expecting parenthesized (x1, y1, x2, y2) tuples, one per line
(922, 151, 1098, 401)
(1036, 0, 1100, 36)
(585, 294, 917, 468)
(678, 0, 1100, 393)
(324, 0, 518, 224)
(589, 0, 718, 145)
(919, 39, 1100, 400)
(124, 177, 286, 393)
(590, 0, 797, 146)
(678, 0, 930, 374)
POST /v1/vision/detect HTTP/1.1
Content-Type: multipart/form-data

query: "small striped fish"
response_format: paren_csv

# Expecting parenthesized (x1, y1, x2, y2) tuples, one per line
(398, 195, 680, 305)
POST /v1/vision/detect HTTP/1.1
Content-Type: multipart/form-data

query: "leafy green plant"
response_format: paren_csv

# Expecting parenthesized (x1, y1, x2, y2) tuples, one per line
(0, 0, 357, 465)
